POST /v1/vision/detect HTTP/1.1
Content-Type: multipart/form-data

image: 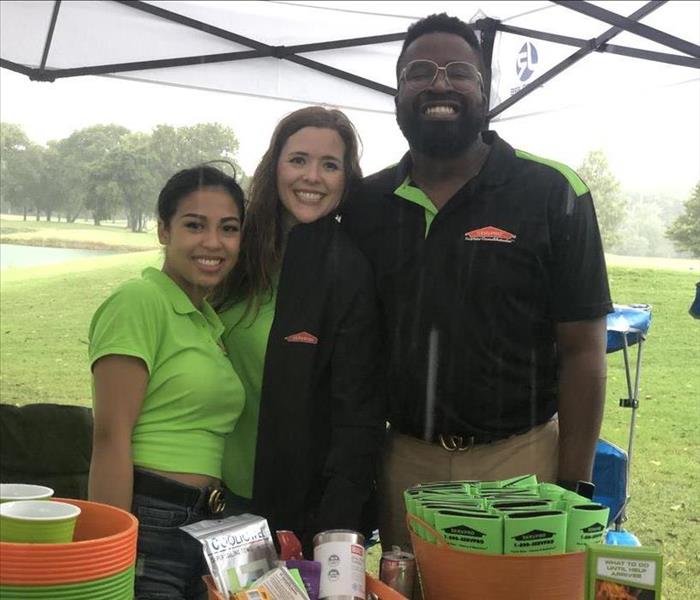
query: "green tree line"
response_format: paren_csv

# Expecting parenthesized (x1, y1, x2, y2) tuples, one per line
(577, 149, 698, 258)
(0, 122, 244, 231)
(2, 123, 696, 255)
(665, 181, 700, 258)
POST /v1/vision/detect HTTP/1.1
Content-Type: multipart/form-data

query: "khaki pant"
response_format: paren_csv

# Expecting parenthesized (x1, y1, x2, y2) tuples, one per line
(377, 418, 560, 552)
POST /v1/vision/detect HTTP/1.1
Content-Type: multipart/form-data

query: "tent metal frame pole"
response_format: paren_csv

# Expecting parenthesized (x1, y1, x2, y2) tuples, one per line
(488, 0, 664, 120)
(616, 331, 645, 529)
(283, 56, 396, 95)
(117, 0, 407, 54)
(38, 1, 61, 71)
(0, 58, 35, 78)
(554, 0, 700, 58)
(499, 23, 700, 68)
(476, 17, 499, 128)
(114, 0, 268, 50)
(26, 51, 266, 82)
(111, 0, 399, 94)
(2, 0, 699, 117)
(283, 33, 406, 54)
(601, 44, 699, 68)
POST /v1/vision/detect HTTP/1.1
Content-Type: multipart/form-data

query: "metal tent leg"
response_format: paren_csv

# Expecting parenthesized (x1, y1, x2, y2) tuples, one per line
(616, 331, 645, 530)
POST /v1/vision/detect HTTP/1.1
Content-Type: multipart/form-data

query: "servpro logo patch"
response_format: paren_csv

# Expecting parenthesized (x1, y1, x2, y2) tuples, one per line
(284, 331, 319, 345)
(464, 226, 517, 243)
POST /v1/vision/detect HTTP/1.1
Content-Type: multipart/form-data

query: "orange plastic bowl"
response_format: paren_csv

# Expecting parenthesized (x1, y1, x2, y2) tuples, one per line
(0, 499, 137, 585)
(1, 546, 136, 580)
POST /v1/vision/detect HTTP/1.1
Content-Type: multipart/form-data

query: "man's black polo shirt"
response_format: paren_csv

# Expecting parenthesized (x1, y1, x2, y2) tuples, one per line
(342, 131, 612, 442)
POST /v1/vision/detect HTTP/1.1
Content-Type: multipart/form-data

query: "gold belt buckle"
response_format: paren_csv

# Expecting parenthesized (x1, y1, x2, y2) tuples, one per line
(439, 434, 473, 452)
(207, 488, 226, 514)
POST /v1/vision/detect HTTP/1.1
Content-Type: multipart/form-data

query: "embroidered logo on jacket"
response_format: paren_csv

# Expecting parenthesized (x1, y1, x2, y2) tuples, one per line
(464, 226, 517, 243)
(284, 331, 319, 345)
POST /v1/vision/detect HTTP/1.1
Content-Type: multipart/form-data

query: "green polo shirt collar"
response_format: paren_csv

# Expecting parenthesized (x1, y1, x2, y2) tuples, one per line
(394, 175, 437, 238)
(392, 133, 511, 238)
(142, 267, 224, 338)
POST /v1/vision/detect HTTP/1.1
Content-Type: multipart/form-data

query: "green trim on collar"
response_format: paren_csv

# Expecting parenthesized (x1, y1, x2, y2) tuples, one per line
(515, 149, 589, 196)
(394, 175, 437, 237)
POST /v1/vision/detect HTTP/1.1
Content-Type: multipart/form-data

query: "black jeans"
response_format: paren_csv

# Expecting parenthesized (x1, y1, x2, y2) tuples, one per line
(131, 469, 249, 600)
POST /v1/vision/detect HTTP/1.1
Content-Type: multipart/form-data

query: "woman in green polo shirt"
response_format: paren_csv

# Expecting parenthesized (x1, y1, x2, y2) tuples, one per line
(88, 165, 246, 599)
(212, 107, 384, 554)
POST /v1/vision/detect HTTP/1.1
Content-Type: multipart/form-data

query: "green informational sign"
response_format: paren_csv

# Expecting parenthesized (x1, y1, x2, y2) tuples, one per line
(587, 544, 663, 600)
(504, 510, 567, 555)
(434, 509, 504, 554)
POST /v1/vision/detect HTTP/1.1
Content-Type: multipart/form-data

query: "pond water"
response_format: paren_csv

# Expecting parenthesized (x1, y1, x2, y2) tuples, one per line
(0, 244, 120, 270)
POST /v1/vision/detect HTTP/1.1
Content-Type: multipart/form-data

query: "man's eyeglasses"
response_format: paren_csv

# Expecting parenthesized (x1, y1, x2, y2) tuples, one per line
(399, 60, 483, 92)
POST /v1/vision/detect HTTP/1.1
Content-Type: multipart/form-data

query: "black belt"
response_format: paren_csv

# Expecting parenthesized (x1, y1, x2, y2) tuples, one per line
(392, 425, 534, 451)
(133, 469, 226, 515)
(437, 423, 542, 451)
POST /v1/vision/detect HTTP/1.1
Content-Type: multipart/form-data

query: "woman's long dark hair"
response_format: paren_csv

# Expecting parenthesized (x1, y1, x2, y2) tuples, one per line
(211, 106, 363, 315)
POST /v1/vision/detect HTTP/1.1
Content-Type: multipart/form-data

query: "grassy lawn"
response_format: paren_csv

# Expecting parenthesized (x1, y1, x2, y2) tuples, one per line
(1, 251, 160, 406)
(0, 215, 158, 251)
(1, 249, 698, 596)
(603, 266, 700, 599)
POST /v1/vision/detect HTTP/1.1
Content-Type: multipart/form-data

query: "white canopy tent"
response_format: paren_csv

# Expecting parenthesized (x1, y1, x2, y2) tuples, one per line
(1, 0, 698, 124)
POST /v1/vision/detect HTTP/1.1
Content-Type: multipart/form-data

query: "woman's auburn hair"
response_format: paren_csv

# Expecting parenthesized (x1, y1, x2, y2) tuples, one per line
(211, 106, 363, 315)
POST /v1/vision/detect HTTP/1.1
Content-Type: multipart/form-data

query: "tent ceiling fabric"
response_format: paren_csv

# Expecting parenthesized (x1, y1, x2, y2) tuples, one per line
(1, 0, 698, 120)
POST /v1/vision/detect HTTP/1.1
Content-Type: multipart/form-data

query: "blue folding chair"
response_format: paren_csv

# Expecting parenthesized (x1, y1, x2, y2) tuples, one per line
(592, 304, 652, 545)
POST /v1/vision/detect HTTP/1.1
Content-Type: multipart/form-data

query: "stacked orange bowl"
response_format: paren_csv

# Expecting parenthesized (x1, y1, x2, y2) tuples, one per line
(0, 498, 138, 599)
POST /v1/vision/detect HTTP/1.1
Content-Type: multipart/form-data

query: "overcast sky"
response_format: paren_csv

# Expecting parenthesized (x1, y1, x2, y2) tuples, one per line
(1, 0, 698, 197)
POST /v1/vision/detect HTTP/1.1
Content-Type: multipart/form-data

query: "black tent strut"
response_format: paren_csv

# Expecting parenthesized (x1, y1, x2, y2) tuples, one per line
(1, 0, 698, 117)
(39, 1, 62, 71)
(487, 0, 670, 121)
(554, 0, 700, 58)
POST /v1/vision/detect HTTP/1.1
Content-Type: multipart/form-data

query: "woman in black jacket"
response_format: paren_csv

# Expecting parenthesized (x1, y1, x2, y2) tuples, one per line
(213, 106, 384, 553)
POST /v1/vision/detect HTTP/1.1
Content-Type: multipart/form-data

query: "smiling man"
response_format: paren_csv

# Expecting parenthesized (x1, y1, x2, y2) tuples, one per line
(343, 13, 613, 555)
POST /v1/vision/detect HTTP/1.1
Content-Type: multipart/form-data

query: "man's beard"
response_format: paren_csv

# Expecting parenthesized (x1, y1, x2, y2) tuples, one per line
(397, 96, 485, 158)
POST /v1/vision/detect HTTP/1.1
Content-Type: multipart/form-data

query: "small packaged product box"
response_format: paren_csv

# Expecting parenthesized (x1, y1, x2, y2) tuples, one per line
(233, 566, 310, 600)
(587, 544, 663, 599)
(181, 514, 277, 597)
